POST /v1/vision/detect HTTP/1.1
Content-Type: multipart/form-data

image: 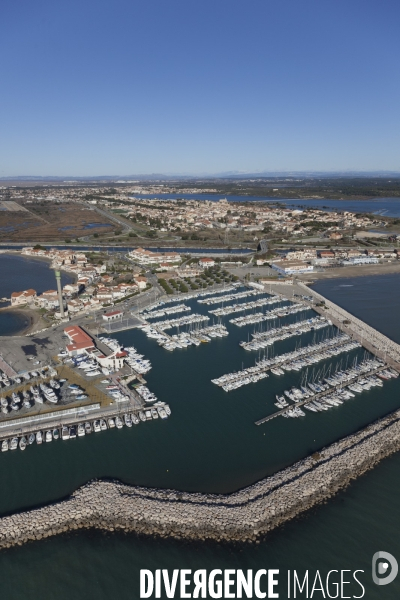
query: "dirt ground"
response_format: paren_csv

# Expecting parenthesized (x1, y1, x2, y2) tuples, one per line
(0, 202, 116, 242)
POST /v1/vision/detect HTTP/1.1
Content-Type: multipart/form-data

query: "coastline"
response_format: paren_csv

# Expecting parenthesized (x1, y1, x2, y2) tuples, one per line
(299, 260, 400, 282)
(1, 407, 400, 548)
(0, 250, 78, 283)
(0, 251, 77, 337)
(0, 307, 42, 336)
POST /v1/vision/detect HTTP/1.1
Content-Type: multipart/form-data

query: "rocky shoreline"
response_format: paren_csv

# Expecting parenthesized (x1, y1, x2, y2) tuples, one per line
(1, 408, 400, 548)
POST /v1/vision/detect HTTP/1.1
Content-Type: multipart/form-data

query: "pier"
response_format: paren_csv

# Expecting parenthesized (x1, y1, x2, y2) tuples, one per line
(212, 333, 358, 390)
(296, 281, 400, 370)
(255, 364, 385, 425)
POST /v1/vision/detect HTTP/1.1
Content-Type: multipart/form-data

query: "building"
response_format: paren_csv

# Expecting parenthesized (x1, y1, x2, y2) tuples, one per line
(270, 260, 314, 275)
(95, 350, 126, 371)
(199, 257, 215, 269)
(10, 289, 37, 306)
(318, 250, 336, 259)
(175, 265, 201, 278)
(134, 276, 147, 290)
(35, 289, 60, 309)
(64, 326, 95, 356)
(129, 247, 180, 266)
(341, 257, 379, 266)
(102, 310, 123, 322)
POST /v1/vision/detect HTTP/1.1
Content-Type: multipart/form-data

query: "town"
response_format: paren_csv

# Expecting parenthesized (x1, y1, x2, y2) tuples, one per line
(1, 183, 399, 250)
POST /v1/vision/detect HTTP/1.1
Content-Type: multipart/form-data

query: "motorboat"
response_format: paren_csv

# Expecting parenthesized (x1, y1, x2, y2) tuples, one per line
(124, 414, 132, 427)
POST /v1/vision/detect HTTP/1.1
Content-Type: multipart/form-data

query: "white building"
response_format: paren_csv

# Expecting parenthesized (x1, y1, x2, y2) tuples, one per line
(199, 257, 215, 269)
(129, 247, 180, 265)
(10, 289, 37, 306)
(103, 310, 123, 322)
(270, 260, 314, 275)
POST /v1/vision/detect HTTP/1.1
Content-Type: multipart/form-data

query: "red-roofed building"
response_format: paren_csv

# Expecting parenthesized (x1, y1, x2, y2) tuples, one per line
(64, 325, 95, 356)
(102, 310, 123, 322)
(10, 289, 37, 306)
(199, 257, 215, 268)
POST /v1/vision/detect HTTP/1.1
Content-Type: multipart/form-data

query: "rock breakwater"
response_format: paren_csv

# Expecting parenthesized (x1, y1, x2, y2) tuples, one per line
(2, 409, 400, 548)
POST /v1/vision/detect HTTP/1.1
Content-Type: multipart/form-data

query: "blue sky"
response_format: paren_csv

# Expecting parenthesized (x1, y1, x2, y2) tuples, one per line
(1, 0, 399, 176)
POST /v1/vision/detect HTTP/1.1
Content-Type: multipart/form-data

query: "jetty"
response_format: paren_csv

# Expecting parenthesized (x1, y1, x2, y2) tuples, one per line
(1, 406, 400, 547)
(255, 363, 386, 425)
(296, 281, 400, 370)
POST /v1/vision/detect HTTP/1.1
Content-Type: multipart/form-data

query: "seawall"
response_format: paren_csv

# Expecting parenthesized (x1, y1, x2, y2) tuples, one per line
(2, 408, 400, 548)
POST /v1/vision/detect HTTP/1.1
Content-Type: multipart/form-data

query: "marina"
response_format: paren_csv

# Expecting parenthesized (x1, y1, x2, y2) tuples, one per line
(208, 295, 283, 316)
(239, 315, 330, 350)
(142, 312, 209, 331)
(212, 332, 361, 390)
(197, 288, 263, 305)
(0, 264, 400, 521)
(255, 359, 395, 424)
(229, 303, 311, 326)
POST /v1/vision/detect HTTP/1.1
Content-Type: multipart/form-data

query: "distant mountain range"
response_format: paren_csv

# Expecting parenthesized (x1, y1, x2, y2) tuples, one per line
(1, 171, 400, 182)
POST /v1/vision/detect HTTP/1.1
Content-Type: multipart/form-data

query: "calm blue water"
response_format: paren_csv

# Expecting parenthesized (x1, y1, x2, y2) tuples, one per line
(131, 194, 400, 217)
(0, 266, 399, 598)
(0, 254, 74, 335)
(0, 245, 253, 254)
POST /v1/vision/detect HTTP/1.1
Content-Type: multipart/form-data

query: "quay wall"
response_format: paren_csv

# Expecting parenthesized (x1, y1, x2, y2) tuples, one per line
(297, 281, 400, 368)
(2, 409, 400, 547)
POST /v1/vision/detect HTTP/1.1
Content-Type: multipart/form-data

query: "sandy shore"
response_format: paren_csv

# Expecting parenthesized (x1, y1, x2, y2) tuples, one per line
(299, 261, 400, 282)
(0, 307, 43, 336)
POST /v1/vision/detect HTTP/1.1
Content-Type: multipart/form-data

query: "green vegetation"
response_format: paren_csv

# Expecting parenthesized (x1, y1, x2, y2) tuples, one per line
(158, 279, 173, 294)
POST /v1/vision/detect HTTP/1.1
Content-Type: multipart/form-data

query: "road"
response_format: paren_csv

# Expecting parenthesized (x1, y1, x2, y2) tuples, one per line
(84, 202, 134, 232)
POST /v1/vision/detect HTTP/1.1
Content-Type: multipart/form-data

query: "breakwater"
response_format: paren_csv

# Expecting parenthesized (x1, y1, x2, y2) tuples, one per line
(2, 407, 400, 548)
(297, 281, 400, 368)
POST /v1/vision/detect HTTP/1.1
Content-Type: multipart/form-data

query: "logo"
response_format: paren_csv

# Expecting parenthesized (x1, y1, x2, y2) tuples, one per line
(372, 551, 398, 586)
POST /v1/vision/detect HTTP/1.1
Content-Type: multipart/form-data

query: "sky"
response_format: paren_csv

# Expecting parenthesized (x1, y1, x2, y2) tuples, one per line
(1, 0, 400, 176)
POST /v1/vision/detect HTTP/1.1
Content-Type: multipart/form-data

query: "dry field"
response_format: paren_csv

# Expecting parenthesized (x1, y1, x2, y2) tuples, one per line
(0, 202, 116, 242)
